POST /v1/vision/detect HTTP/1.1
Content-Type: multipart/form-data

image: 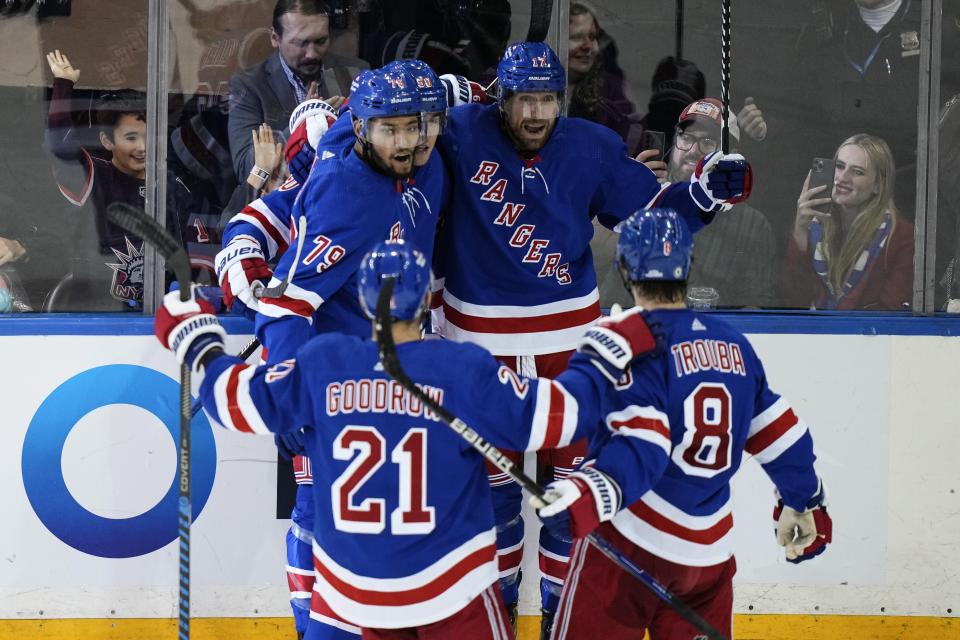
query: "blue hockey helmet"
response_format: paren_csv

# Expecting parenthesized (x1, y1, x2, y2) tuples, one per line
(358, 240, 431, 321)
(616, 208, 693, 282)
(350, 62, 446, 122)
(496, 42, 566, 98)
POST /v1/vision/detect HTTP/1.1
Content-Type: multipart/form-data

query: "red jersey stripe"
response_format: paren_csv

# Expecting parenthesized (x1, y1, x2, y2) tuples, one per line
(610, 415, 671, 441)
(225, 366, 255, 433)
(242, 205, 289, 252)
(260, 294, 317, 317)
(745, 409, 798, 455)
(629, 501, 733, 545)
(541, 382, 566, 449)
(442, 300, 601, 334)
(313, 544, 496, 607)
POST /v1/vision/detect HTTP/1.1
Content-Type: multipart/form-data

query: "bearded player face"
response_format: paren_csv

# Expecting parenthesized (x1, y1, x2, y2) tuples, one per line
(503, 91, 560, 154)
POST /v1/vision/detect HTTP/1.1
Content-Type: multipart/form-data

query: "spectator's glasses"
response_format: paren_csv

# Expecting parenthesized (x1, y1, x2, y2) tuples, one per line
(673, 128, 719, 155)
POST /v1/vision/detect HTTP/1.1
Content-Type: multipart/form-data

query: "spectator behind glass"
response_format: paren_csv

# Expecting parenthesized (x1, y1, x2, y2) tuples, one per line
(597, 98, 777, 309)
(783, 133, 913, 310)
(794, 0, 960, 216)
(228, 0, 368, 184)
(0, 193, 66, 312)
(44, 50, 222, 312)
(566, 3, 638, 143)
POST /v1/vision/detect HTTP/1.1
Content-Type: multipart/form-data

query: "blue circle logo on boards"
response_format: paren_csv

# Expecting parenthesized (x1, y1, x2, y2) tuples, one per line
(21, 364, 217, 558)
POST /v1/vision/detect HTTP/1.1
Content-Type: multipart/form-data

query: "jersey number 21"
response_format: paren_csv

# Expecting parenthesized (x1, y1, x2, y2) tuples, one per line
(332, 426, 436, 535)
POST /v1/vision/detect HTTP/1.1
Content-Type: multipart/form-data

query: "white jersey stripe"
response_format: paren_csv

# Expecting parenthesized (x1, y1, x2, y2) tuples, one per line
(230, 365, 272, 434)
(443, 288, 599, 318)
(750, 419, 809, 465)
(442, 320, 599, 356)
(749, 397, 791, 437)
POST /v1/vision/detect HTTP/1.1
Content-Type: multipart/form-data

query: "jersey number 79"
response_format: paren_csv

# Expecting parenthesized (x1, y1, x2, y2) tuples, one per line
(331, 426, 436, 535)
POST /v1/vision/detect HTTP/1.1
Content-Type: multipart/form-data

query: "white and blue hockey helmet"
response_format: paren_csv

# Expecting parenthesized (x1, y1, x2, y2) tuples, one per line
(358, 240, 431, 321)
(616, 208, 693, 282)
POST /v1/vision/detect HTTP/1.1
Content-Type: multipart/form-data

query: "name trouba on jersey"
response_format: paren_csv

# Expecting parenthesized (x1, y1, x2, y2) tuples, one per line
(469, 160, 572, 286)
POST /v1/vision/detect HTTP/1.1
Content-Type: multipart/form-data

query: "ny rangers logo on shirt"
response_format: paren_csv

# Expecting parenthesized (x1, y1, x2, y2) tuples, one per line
(105, 236, 144, 303)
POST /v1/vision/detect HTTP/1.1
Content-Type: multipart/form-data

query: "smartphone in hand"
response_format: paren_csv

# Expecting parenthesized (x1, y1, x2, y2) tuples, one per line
(809, 157, 834, 199)
(640, 130, 667, 160)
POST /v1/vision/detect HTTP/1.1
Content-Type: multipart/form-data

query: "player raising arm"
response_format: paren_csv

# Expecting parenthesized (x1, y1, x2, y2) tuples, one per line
(432, 42, 752, 632)
(154, 240, 663, 638)
(535, 209, 832, 640)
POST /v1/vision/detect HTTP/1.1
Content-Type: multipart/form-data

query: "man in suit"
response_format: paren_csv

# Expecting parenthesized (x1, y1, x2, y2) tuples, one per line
(228, 0, 367, 185)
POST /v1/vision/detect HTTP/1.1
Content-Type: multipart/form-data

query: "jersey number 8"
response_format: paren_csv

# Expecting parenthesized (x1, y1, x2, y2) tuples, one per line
(332, 426, 436, 535)
(673, 382, 733, 478)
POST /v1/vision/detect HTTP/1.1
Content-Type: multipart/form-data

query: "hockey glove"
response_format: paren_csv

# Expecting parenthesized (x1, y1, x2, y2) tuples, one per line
(276, 428, 310, 460)
(439, 74, 493, 107)
(578, 306, 663, 383)
(536, 467, 622, 542)
(216, 237, 273, 318)
(285, 98, 339, 183)
(155, 288, 226, 373)
(773, 485, 832, 563)
(689, 151, 753, 212)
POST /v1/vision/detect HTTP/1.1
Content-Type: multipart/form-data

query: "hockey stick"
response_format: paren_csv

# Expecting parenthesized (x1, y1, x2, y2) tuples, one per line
(373, 279, 726, 640)
(526, 0, 554, 42)
(105, 203, 193, 640)
(720, 0, 732, 154)
(188, 214, 307, 418)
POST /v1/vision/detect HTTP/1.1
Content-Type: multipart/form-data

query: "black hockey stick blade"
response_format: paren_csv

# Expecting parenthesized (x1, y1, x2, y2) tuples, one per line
(526, 0, 554, 42)
(106, 202, 191, 302)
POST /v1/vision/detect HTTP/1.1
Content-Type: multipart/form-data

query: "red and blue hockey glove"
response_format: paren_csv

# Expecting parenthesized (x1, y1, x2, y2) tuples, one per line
(689, 151, 753, 212)
(276, 428, 310, 460)
(774, 485, 832, 563)
(285, 98, 338, 183)
(155, 289, 226, 372)
(216, 236, 273, 318)
(536, 467, 622, 542)
(439, 74, 493, 107)
(578, 306, 663, 383)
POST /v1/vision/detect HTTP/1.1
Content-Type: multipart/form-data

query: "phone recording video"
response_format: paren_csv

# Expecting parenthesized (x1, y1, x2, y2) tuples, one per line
(809, 156, 834, 199)
(640, 130, 667, 161)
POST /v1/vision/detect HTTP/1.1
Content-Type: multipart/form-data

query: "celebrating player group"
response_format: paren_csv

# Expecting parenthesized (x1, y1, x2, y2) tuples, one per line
(155, 41, 832, 640)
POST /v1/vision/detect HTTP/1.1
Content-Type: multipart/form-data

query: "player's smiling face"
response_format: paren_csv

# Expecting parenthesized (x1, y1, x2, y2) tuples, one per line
(101, 114, 147, 179)
(361, 115, 423, 179)
(503, 91, 560, 153)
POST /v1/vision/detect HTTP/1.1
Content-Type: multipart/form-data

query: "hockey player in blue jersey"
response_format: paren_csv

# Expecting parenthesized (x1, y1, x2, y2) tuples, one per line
(214, 63, 460, 638)
(256, 62, 449, 639)
(431, 41, 753, 633)
(153, 239, 665, 638)
(535, 209, 833, 640)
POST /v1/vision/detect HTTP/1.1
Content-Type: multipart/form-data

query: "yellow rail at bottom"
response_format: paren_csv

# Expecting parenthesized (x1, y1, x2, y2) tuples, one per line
(1, 614, 956, 639)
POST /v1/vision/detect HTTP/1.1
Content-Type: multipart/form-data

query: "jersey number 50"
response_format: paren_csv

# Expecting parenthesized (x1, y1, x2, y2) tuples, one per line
(672, 383, 733, 478)
(331, 426, 436, 535)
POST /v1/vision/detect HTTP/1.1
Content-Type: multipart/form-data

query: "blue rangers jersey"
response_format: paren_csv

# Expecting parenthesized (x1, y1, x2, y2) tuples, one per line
(587, 309, 820, 567)
(252, 120, 449, 363)
(435, 104, 713, 356)
(197, 335, 611, 627)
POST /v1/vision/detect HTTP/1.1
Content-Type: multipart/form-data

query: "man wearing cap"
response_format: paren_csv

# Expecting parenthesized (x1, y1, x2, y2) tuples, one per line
(600, 98, 776, 309)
